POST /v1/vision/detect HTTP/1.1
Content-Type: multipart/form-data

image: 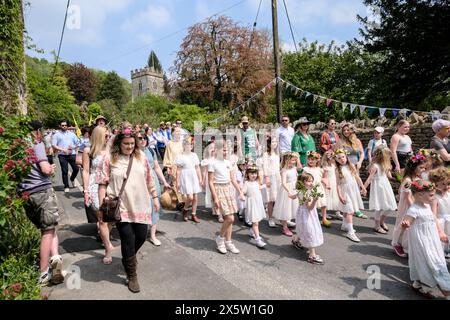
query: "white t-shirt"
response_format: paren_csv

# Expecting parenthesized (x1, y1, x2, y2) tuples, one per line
(276, 126, 295, 154)
(208, 159, 232, 184)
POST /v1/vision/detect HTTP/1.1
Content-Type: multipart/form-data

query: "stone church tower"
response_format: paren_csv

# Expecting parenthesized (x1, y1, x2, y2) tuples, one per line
(131, 66, 165, 102)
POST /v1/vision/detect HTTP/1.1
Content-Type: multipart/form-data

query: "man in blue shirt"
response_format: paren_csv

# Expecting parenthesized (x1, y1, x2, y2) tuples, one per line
(155, 121, 171, 161)
(52, 120, 80, 193)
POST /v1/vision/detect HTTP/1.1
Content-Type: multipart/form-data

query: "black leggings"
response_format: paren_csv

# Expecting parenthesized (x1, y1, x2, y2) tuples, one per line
(116, 222, 149, 259)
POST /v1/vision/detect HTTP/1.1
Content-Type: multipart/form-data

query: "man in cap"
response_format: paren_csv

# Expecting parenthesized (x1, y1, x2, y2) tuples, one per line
(17, 121, 64, 286)
(237, 116, 259, 161)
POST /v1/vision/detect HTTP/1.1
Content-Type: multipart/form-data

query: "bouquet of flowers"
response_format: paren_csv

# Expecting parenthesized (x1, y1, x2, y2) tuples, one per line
(296, 181, 323, 205)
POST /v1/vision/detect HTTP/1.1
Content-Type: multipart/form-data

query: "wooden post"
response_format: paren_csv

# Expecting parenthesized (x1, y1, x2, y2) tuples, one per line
(271, 0, 282, 123)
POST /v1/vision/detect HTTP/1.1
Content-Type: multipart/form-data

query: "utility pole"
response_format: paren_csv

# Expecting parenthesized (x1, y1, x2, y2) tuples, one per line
(271, 0, 282, 123)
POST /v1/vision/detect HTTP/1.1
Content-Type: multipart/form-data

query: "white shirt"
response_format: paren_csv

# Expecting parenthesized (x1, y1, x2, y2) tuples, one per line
(276, 126, 295, 154)
(208, 159, 232, 184)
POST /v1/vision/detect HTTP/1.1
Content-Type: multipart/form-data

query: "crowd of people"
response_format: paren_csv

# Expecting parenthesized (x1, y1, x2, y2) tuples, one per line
(17, 113, 450, 298)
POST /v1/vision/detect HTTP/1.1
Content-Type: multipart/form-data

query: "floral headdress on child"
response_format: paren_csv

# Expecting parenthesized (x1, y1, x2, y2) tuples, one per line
(333, 148, 349, 158)
(409, 180, 435, 192)
(409, 152, 426, 163)
(307, 151, 321, 160)
(246, 163, 258, 172)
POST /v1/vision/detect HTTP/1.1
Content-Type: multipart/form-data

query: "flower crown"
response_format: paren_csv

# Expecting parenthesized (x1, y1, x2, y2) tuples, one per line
(409, 180, 435, 192)
(333, 148, 349, 157)
(307, 151, 321, 160)
(409, 152, 426, 163)
(246, 164, 258, 172)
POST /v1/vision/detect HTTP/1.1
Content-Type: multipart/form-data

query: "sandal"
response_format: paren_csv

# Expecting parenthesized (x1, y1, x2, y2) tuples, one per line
(102, 255, 112, 265)
(380, 223, 389, 231)
(354, 211, 368, 219)
(374, 227, 387, 234)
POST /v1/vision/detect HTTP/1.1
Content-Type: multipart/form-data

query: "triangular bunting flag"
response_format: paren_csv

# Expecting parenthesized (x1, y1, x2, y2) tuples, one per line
(305, 92, 312, 99)
(295, 88, 300, 95)
(379, 108, 387, 117)
(392, 109, 399, 117)
(261, 87, 266, 94)
(350, 104, 357, 113)
(367, 107, 377, 117)
(267, 82, 273, 90)
(359, 105, 367, 114)
(326, 99, 333, 107)
(342, 103, 348, 111)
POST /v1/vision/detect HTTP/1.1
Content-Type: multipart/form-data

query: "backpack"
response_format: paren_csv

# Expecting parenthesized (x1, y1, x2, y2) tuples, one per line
(364, 139, 386, 160)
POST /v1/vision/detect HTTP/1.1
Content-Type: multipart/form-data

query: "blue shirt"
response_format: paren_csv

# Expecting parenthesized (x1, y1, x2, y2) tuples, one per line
(52, 130, 79, 156)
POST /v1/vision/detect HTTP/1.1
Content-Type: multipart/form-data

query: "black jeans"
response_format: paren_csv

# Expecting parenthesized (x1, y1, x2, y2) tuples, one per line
(158, 147, 165, 161)
(47, 155, 54, 165)
(116, 222, 149, 259)
(58, 154, 79, 188)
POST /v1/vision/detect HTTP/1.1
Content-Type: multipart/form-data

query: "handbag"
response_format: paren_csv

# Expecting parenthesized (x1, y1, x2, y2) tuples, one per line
(100, 156, 134, 223)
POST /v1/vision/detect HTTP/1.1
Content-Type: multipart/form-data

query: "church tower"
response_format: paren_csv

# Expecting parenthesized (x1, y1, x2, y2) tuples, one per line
(131, 51, 165, 102)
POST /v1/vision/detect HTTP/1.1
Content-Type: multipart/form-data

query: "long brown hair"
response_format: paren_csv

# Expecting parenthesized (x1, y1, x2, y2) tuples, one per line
(340, 124, 359, 150)
(110, 132, 142, 164)
(335, 153, 357, 179)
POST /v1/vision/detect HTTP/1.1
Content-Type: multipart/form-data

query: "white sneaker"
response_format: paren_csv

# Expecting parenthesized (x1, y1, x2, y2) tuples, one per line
(218, 215, 224, 223)
(255, 237, 267, 248)
(70, 180, 76, 188)
(64, 188, 70, 193)
(340, 223, 348, 232)
(346, 231, 360, 243)
(49, 255, 64, 284)
(248, 228, 255, 238)
(268, 218, 276, 228)
(287, 221, 296, 227)
(335, 211, 344, 220)
(216, 236, 227, 254)
(225, 241, 240, 254)
(38, 270, 51, 286)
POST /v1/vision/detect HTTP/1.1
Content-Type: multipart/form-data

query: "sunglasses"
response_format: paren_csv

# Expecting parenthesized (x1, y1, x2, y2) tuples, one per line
(61, 124, 67, 127)
(138, 137, 145, 140)
(282, 120, 289, 122)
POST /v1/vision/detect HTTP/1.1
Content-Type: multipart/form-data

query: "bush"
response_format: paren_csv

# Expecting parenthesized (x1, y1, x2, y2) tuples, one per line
(0, 114, 41, 300)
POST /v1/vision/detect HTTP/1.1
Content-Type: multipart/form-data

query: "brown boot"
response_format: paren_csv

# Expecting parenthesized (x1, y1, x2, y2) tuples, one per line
(191, 214, 200, 223)
(122, 256, 140, 293)
(182, 209, 189, 221)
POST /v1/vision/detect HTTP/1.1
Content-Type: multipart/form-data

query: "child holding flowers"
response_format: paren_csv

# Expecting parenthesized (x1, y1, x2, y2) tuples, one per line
(401, 180, 450, 299)
(293, 173, 324, 264)
(303, 151, 331, 227)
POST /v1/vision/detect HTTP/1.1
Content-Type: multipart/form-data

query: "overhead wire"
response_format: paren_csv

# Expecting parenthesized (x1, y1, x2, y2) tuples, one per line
(52, 0, 71, 79)
(248, 0, 263, 49)
(280, 0, 298, 52)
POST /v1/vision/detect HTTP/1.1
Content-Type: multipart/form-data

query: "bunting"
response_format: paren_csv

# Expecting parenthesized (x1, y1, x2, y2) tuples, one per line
(379, 108, 387, 117)
(350, 104, 357, 114)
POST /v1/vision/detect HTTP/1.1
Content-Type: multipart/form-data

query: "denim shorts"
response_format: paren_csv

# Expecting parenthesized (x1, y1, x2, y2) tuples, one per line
(24, 188, 60, 231)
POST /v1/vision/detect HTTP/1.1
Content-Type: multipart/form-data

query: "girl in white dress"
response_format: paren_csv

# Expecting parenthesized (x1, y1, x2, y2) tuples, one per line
(295, 173, 325, 265)
(243, 165, 267, 248)
(321, 150, 342, 220)
(401, 180, 450, 299)
(363, 147, 397, 234)
(303, 151, 330, 227)
(392, 153, 427, 258)
(428, 167, 450, 258)
(273, 152, 299, 237)
(334, 149, 367, 243)
(262, 137, 281, 228)
(201, 142, 217, 218)
(235, 161, 246, 222)
(176, 137, 203, 223)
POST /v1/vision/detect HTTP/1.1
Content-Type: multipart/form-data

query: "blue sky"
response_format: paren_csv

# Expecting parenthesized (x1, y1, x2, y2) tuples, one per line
(25, 0, 371, 81)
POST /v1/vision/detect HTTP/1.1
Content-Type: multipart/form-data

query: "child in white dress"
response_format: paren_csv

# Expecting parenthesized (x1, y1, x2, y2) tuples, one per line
(243, 165, 267, 248)
(303, 151, 331, 227)
(363, 147, 397, 234)
(273, 152, 299, 237)
(262, 137, 281, 228)
(334, 149, 367, 243)
(321, 150, 342, 220)
(295, 173, 325, 265)
(176, 137, 203, 223)
(201, 142, 217, 219)
(428, 167, 450, 258)
(401, 179, 450, 299)
(392, 153, 427, 258)
(235, 160, 246, 222)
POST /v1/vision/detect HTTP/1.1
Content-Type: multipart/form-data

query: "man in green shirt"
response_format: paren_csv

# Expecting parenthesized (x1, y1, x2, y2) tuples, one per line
(291, 117, 316, 166)
(237, 116, 259, 161)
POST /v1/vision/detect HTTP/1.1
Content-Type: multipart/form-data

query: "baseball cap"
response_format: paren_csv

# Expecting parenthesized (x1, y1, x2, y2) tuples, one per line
(241, 116, 249, 123)
(374, 126, 384, 133)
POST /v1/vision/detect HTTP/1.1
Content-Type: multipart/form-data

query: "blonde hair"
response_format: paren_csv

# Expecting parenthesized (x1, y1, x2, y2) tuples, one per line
(395, 119, 409, 132)
(341, 124, 359, 150)
(372, 146, 392, 173)
(281, 152, 297, 169)
(89, 126, 107, 158)
(428, 167, 450, 185)
(321, 151, 335, 167)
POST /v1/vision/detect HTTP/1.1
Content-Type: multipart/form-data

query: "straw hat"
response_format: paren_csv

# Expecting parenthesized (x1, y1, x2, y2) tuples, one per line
(160, 188, 178, 210)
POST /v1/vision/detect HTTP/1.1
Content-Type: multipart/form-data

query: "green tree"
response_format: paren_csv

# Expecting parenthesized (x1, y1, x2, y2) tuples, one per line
(358, 0, 450, 108)
(147, 50, 162, 73)
(63, 62, 98, 104)
(97, 99, 120, 127)
(97, 71, 127, 108)
(87, 102, 103, 124)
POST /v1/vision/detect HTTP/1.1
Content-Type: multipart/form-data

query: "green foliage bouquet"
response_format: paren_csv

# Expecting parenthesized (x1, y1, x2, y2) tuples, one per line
(296, 180, 324, 206)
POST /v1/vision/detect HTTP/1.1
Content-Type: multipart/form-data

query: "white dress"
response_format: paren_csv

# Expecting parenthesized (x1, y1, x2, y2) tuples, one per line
(336, 165, 364, 213)
(235, 169, 246, 211)
(243, 181, 266, 223)
(176, 152, 202, 195)
(323, 164, 339, 211)
(273, 167, 299, 221)
(436, 192, 450, 238)
(406, 203, 450, 291)
(296, 194, 324, 248)
(303, 167, 327, 208)
(262, 152, 281, 202)
(368, 164, 397, 211)
(201, 158, 214, 208)
(392, 180, 412, 250)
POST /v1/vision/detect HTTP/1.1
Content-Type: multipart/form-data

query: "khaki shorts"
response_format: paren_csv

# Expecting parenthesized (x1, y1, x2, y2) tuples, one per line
(24, 188, 60, 231)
